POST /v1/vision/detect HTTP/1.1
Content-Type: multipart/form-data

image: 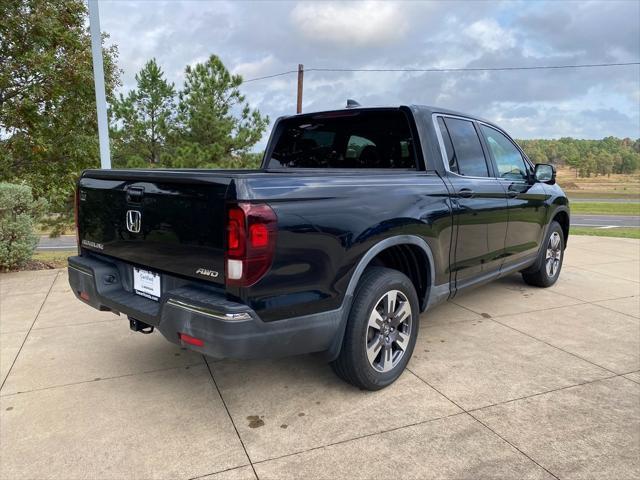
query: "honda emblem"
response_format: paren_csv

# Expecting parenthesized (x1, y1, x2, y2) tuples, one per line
(126, 210, 141, 233)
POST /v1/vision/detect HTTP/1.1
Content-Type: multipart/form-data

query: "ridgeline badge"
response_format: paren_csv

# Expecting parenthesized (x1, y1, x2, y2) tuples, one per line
(81, 239, 104, 250)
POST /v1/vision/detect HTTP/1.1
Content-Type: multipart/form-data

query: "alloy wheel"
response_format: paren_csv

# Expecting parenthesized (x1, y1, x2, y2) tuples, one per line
(365, 290, 412, 373)
(545, 231, 562, 278)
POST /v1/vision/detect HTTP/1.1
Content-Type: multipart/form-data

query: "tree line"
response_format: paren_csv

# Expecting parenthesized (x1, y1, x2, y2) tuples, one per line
(518, 137, 640, 177)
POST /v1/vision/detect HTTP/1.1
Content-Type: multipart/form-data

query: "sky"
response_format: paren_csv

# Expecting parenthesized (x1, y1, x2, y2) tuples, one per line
(99, 0, 640, 148)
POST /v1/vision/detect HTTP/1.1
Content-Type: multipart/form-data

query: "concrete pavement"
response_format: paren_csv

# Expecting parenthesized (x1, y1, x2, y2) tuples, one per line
(2, 235, 639, 479)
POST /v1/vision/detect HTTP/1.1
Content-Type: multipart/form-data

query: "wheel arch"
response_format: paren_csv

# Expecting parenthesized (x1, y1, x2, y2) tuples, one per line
(323, 235, 436, 362)
(552, 207, 570, 246)
(345, 235, 436, 311)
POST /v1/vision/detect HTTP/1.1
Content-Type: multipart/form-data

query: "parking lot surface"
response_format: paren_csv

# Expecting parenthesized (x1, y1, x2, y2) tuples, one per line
(1, 235, 639, 479)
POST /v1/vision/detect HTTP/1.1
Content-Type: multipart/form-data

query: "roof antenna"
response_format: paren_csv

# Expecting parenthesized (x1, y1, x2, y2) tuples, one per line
(346, 99, 361, 108)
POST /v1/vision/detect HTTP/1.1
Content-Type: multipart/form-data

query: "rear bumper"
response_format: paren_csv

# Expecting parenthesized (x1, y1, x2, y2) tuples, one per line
(68, 255, 342, 359)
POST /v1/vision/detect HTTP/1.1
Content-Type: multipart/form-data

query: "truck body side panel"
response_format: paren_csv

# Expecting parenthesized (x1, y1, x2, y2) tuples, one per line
(230, 173, 452, 321)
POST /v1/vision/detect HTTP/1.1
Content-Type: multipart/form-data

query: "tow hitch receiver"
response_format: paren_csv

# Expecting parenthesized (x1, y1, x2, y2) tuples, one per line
(129, 317, 154, 334)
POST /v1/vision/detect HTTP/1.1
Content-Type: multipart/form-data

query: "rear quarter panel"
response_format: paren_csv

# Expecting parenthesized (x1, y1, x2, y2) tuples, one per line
(233, 173, 453, 321)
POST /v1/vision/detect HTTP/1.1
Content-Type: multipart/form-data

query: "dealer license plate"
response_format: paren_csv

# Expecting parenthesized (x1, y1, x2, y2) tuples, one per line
(133, 267, 161, 301)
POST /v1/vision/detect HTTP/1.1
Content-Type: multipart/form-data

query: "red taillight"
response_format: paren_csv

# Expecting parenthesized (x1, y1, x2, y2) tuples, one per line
(178, 333, 204, 347)
(227, 207, 245, 257)
(74, 188, 80, 254)
(225, 203, 277, 286)
(249, 223, 269, 248)
(79, 291, 89, 301)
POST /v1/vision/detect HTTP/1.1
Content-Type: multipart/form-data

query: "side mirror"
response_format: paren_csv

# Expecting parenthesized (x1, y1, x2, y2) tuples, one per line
(534, 163, 556, 185)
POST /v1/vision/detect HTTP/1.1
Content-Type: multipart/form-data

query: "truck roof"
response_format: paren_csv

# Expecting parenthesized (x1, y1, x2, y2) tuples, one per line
(281, 104, 497, 129)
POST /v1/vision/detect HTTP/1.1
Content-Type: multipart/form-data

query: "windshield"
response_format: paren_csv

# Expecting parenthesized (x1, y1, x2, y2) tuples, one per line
(267, 110, 417, 169)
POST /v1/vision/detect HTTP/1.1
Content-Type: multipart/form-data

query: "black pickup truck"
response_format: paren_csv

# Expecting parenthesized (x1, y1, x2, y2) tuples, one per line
(68, 105, 569, 390)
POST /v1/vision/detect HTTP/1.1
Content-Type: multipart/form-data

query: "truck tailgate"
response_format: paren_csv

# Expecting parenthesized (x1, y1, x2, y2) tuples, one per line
(77, 174, 230, 286)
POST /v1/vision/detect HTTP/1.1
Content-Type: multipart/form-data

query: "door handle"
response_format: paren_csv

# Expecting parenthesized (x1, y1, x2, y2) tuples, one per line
(457, 188, 474, 198)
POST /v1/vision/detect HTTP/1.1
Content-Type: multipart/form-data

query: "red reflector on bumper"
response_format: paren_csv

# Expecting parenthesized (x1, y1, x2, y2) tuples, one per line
(178, 333, 204, 347)
(79, 291, 90, 301)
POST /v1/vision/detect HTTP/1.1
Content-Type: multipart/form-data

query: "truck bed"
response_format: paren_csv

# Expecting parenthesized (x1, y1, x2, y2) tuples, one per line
(77, 167, 445, 288)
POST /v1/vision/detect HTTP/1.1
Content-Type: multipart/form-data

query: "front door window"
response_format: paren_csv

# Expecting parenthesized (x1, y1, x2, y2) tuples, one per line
(480, 125, 529, 181)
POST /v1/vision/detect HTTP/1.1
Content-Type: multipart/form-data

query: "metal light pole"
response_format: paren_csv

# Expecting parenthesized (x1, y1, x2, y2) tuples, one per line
(88, 0, 111, 169)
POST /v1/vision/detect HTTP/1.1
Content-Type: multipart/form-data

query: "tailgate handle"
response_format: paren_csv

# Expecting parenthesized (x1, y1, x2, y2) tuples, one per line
(126, 187, 145, 204)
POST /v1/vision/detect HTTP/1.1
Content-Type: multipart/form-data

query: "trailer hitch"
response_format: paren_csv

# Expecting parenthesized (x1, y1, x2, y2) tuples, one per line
(129, 317, 154, 334)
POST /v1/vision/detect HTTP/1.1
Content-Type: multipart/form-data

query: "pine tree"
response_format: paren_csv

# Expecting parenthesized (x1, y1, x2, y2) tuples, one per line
(111, 59, 175, 166)
(169, 55, 269, 168)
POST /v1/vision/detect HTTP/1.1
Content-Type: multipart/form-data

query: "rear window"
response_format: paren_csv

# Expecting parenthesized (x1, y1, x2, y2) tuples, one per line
(267, 110, 417, 169)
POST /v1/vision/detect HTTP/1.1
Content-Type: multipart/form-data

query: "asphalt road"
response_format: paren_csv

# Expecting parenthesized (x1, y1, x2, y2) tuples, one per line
(37, 235, 77, 251)
(571, 215, 640, 227)
(36, 215, 640, 251)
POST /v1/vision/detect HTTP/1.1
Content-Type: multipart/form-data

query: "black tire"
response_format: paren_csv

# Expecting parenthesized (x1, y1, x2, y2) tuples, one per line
(331, 266, 420, 390)
(522, 221, 565, 287)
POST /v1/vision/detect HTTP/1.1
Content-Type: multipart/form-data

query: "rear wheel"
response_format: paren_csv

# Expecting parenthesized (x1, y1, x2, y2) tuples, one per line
(522, 221, 565, 287)
(331, 267, 419, 390)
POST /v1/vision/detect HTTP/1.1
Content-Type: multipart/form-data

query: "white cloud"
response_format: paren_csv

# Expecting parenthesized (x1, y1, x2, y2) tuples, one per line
(466, 19, 516, 51)
(99, 0, 640, 141)
(290, 1, 409, 47)
(232, 55, 278, 79)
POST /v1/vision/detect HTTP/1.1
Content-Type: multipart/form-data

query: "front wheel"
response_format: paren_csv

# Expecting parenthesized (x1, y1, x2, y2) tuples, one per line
(331, 267, 419, 390)
(522, 221, 565, 287)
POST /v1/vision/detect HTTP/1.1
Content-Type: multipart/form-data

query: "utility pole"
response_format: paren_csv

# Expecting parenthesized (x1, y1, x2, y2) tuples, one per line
(88, 0, 111, 169)
(296, 64, 304, 114)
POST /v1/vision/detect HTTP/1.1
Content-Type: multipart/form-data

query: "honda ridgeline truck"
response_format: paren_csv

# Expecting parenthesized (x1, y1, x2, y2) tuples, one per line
(68, 105, 569, 390)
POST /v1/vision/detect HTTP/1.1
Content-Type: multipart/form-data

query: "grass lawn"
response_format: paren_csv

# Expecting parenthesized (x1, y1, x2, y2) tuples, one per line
(570, 202, 640, 216)
(30, 250, 75, 269)
(571, 227, 640, 239)
(3, 250, 74, 273)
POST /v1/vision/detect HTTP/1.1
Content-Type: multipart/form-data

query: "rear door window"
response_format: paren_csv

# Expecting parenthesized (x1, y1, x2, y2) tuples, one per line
(440, 117, 490, 177)
(268, 110, 416, 169)
(437, 117, 458, 173)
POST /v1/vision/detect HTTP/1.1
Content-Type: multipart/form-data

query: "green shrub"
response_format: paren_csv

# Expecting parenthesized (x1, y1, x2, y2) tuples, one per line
(0, 183, 47, 270)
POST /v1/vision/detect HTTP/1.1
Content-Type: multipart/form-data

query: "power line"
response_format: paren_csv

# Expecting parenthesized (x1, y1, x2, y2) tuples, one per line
(242, 70, 298, 83)
(243, 61, 640, 83)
